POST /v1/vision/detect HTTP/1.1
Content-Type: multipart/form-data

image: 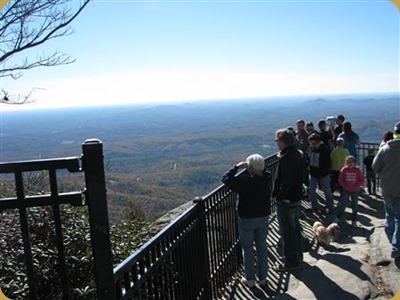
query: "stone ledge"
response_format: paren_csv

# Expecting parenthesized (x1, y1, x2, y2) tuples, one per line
(369, 226, 400, 296)
(149, 201, 194, 235)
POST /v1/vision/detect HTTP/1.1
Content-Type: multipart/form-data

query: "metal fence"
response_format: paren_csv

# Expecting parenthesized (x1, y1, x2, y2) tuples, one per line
(0, 140, 116, 300)
(112, 143, 381, 299)
(357, 142, 381, 191)
(1, 141, 379, 299)
(113, 153, 280, 299)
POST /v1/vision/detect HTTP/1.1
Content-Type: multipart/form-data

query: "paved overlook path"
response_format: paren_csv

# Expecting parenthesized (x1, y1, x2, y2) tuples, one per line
(221, 192, 400, 300)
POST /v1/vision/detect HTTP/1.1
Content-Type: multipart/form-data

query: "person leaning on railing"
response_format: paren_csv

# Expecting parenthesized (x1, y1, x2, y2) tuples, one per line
(272, 128, 306, 272)
(222, 154, 272, 289)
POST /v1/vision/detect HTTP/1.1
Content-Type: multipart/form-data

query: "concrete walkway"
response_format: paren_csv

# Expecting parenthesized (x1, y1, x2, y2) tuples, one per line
(221, 192, 400, 300)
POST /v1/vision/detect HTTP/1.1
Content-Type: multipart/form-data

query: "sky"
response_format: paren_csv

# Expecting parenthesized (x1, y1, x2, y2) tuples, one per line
(0, 0, 399, 110)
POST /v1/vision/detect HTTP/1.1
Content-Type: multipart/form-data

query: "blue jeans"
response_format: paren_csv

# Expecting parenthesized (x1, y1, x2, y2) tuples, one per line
(238, 216, 269, 281)
(309, 175, 334, 210)
(277, 201, 303, 267)
(366, 171, 376, 193)
(336, 190, 359, 221)
(382, 194, 400, 258)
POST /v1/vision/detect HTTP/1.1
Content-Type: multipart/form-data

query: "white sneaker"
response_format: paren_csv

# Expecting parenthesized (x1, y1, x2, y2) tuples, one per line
(241, 277, 256, 288)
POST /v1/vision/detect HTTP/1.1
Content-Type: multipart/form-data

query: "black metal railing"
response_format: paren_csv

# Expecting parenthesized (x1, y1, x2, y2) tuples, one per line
(112, 143, 380, 299)
(1, 140, 379, 300)
(113, 153, 280, 299)
(0, 139, 115, 300)
(114, 203, 206, 299)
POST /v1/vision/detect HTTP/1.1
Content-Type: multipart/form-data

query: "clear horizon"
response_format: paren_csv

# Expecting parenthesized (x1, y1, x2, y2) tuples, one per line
(1, 91, 399, 113)
(1, 0, 399, 111)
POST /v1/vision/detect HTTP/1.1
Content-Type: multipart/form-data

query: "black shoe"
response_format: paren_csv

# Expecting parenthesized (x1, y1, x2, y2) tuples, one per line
(275, 262, 302, 272)
(259, 282, 276, 296)
(395, 256, 400, 269)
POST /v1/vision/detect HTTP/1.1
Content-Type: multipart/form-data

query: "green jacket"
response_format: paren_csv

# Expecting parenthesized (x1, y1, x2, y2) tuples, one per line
(331, 147, 350, 171)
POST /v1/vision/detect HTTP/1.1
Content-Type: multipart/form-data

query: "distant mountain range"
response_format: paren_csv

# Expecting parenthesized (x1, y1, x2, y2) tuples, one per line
(1, 94, 399, 221)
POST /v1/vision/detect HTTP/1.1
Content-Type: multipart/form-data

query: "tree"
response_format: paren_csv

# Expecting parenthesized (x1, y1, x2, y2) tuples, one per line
(0, 0, 90, 104)
(1, 174, 148, 298)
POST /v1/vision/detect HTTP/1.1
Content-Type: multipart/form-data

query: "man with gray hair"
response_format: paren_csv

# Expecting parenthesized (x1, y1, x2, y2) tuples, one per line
(273, 128, 306, 272)
(373, 121, 400, 266)
(222, 154, 272, 288)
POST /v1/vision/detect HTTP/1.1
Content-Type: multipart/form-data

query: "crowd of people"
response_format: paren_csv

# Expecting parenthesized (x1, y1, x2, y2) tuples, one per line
(222, 116, 400, 289)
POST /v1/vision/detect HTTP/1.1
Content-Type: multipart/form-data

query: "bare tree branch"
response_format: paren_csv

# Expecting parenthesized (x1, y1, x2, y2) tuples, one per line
(0, 0, 90, 104)
(0, 52, 75, 79)
(1, 88, 44, 105)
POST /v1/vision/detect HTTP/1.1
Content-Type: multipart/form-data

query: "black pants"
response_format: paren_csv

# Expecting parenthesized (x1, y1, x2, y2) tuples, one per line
(366, 171, 376, 193)
(330, 170, 340, 192)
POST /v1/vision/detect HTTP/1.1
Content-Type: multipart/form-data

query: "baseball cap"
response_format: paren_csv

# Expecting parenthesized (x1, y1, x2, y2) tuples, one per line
(394, 121, 400, 134)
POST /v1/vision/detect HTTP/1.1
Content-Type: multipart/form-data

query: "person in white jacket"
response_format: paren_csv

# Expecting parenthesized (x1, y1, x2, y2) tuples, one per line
(373, 121, 400, 266)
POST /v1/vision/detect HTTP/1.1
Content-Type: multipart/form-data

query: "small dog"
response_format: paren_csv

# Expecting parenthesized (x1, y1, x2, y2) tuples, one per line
(313, 221, 340, 245)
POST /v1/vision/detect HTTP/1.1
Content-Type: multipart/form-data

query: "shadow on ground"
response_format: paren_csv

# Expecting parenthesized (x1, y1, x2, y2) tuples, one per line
(220, 192, 392, 299)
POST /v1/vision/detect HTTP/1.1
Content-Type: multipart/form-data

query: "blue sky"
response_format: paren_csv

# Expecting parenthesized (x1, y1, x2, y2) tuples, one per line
(1, 0, 399, 109)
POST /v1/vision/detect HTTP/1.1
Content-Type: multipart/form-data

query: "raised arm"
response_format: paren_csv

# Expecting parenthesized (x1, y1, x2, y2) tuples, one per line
(222, 162, 247, 193)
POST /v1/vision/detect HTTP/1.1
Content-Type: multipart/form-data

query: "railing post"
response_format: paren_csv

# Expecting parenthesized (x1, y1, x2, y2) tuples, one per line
(193, 197, 212, 299)
(82, 139, 116, 300)
(233, 194, 243, 268)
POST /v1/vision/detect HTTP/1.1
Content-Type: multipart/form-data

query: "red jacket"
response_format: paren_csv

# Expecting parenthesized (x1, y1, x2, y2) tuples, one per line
(338, 166, 364, 192)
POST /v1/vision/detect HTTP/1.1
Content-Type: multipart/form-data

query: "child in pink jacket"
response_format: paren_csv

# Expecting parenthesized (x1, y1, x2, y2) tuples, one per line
(334, 156, 364, 227)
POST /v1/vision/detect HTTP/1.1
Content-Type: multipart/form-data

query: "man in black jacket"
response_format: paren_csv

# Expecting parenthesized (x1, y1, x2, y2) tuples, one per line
(331, 114, 345, 141)
(318, 119, 333, 151)
(273, 128, 306, 272)
(308, 133, 334, 214)
(222, 154, 272, 288)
